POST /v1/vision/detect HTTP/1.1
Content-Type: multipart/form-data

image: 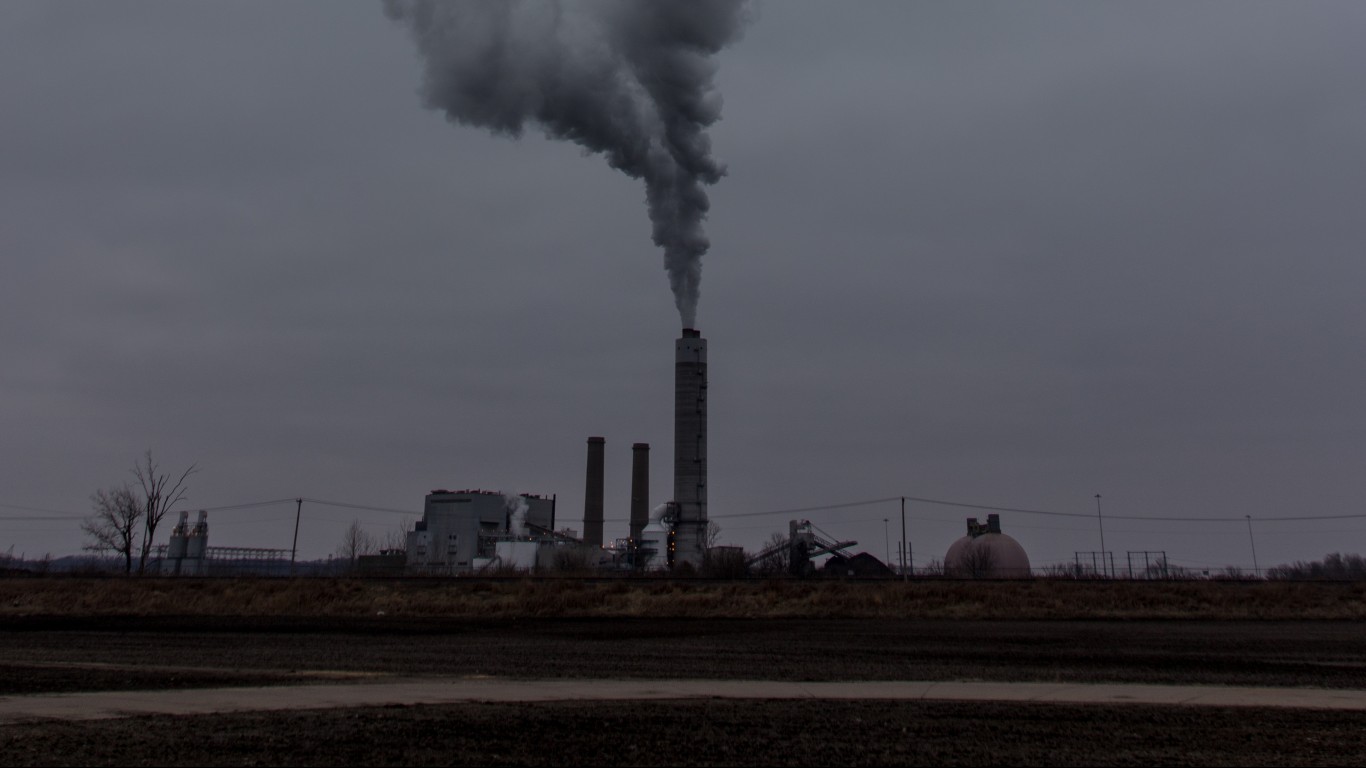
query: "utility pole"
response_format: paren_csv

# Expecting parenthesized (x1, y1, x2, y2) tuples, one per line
(1245, 515, 1259, 578)
(900, 497, 907, 581)
(1095, 494, 1107, 578)
(291, 497, 303, 574)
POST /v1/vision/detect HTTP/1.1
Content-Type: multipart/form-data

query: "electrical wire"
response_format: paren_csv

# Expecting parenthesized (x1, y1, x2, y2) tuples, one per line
(0, 502, 83, 520)
(298, 498, 419, 516)
(199, 499, 298, 512)
(711, 497, 902, 519)
(718, 493, 1366, 524)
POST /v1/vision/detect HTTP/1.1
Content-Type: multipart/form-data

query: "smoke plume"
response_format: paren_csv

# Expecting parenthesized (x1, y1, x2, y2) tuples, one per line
(503, 492, 529, 537)
(383, 0, 747, 328)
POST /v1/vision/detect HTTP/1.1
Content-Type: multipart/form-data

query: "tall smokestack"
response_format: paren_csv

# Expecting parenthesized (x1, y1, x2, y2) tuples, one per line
(630, 442, 650, 546)
(673, 329, 707, 568)
(584, 436, 605, 547)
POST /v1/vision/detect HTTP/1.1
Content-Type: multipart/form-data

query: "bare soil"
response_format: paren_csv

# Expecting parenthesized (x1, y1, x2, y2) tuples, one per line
(3, 583, 1365, 765)
(3, 616, 1365, 692)
(3, 699, 1364, 767)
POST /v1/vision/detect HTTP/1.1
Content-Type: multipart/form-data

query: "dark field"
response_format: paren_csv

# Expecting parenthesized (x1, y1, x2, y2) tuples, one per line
(3, 698, 1364, 767)
(4, 616, 1366, 692)
(3, 580, 1365, 765)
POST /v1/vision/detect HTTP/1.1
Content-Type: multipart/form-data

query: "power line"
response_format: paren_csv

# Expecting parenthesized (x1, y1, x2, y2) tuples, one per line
(0, 502, 83, 518)
(6, 490, 1364, 529)
(199, 498, 298, 512)
(720, 493, 1366, 524)
(711, 497, 902, 520)
(298, 497, 419, 516)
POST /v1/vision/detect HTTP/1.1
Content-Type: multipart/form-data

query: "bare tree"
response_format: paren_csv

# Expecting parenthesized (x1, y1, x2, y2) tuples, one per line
(1039, 562, 1078, 580)
(1267, 552, 1366, 581)
(336, 519, 376, 566)
(132, 450, 197, 575)
(380, 518, 414, 554)
(82, 485, 143, 574)
(704, 520, 722, 549)
(751, 531, 790, 576)
(958, 543, 996, 579)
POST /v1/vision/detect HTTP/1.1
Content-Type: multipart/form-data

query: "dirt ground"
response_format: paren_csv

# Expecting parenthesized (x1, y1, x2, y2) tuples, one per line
(3, 616, 1365, 765)
(4, 616, 1366, 691)
(3, 699, 1364, 767)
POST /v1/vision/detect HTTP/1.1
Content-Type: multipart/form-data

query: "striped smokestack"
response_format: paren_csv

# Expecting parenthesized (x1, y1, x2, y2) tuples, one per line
(629, 442, 650, 546)
(584, 436, 605, 547)
(672, 328, 707, 568)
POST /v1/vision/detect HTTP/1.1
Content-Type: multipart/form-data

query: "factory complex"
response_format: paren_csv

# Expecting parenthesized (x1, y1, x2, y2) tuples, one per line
(153, 328, 1032, 578)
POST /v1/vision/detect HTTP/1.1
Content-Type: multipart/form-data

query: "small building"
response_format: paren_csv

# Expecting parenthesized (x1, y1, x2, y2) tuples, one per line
(405, 489, 556, 574)
(821, 552, 895, 579)
(944, 514, 1032, 579)
(356, 550, 407, 576)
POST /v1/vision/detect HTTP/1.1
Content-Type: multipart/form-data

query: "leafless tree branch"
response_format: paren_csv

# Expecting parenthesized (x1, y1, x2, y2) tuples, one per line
(82, 485, 142, 574)
(132, 450, 198, 575)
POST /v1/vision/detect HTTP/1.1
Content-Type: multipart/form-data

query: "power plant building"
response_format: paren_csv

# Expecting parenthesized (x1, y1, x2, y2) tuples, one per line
(405, 489, 555, 574)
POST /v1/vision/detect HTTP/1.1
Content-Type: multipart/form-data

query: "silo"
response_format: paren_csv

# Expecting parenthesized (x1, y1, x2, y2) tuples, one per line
(185, 510, 209, 576)
(163, 510, 190, 576)
(166, 511, 190, 560)
(672, 329, 707, 569)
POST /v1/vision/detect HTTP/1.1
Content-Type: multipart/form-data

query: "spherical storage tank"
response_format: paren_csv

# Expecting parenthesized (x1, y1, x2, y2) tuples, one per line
(944, 514, 1031, 578)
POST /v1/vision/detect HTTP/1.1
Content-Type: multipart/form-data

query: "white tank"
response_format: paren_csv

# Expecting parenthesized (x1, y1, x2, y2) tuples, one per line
(494, 540, 540, 571)
(944, 515, 1031, 579)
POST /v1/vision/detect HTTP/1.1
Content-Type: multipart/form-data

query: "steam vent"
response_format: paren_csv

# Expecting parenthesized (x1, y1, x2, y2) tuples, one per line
(944, 514, 1032, 578)
(672, 328, 708, 568)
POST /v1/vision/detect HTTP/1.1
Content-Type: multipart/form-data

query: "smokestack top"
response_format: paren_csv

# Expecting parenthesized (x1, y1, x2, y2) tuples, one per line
(587, 436, 606, 444)
(632, 442, 650, 450)
(681, 328, 701, 338)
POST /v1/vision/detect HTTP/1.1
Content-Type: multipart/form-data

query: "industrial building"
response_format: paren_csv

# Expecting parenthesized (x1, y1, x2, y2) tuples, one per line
(944, 514, 1032, 578)
(157, 510, 290, 576)
(404, 489, 557, 574)
(160, 510, 209, 576)
(401, 329, 711, 575)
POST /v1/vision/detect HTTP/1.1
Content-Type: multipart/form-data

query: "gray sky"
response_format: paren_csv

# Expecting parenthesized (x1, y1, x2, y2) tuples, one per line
(2, 1, 1364, 573)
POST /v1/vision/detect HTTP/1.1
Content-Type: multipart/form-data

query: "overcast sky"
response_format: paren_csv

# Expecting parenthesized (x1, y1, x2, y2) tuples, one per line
(2, 1, 1364, 572)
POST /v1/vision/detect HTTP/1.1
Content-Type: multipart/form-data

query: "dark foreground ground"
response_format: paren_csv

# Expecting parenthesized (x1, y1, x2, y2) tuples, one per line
(3, 617, 1365, 765)
(4, 616, 1366, 691)
(3, 699, 1363, 767)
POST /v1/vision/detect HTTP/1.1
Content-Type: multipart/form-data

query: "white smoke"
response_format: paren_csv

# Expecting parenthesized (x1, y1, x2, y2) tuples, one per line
(383, 0, 748, 328)
(503, 493, 529, 537)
